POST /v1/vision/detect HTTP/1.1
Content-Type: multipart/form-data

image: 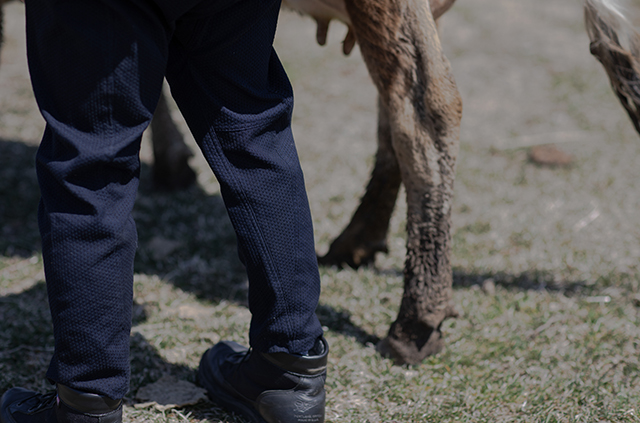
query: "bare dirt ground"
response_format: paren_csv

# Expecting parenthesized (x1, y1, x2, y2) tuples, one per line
(3, 0, 640, 421)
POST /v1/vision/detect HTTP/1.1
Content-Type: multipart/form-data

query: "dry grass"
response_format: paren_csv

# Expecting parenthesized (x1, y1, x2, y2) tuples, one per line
(2, 0, 640, 421)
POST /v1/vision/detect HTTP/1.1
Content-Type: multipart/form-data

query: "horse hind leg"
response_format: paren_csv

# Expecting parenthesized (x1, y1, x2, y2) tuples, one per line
(320, 0, 459, 270)
(319, 97, 402, 268)
(150, 90, 197, 190)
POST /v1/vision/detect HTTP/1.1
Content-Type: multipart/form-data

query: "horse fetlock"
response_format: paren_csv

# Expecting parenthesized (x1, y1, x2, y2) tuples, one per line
(319, 237, 388, 268)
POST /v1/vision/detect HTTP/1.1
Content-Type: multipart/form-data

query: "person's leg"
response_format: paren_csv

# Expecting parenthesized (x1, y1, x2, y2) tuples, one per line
(166, 0, 323, 356)
(2, 0, 168, 416)
(164, 1, 326, 421)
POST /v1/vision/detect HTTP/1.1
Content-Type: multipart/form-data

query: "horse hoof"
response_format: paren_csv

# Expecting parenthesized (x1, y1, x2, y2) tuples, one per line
(377, 331, 444, 365)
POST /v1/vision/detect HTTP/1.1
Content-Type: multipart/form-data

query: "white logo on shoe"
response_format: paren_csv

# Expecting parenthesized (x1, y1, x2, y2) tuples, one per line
(294, 400, 315, 413)
(294, 413, 323, 423)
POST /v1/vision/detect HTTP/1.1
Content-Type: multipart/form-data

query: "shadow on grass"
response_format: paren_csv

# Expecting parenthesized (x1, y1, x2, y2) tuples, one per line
(0, 283, 231, 421)
(369, 264, 591, 295)
(452, 268, 592, 295)
(0, 282, 193, 397)
(0, 136, 601, 412)
(133, 164, 248, 305)
(0, 136, 247, 304)
(0, 282, 53, 391)
(316, 303, 380, 345)
(0, 139, 40, 257)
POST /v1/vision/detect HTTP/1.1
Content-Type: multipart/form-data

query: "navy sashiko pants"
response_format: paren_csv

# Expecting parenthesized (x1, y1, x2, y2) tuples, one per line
(25, 0, 323, 400)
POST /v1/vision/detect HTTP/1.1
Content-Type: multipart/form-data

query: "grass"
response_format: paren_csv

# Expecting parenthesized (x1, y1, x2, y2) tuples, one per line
(3, 1, 640, 422)
(3, 261, 640, 421)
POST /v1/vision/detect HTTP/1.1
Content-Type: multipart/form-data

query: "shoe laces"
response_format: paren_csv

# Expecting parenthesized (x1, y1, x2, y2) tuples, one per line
(21, 391, 57, 413)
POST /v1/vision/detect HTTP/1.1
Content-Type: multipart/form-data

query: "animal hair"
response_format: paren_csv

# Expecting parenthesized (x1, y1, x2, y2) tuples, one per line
(585, 0, 640, 133)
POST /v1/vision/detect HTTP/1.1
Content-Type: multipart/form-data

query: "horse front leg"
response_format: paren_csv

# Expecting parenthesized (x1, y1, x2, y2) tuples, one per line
(345, 0, 462, 364)
(585, 0, 640, 134)
(319, 97, 402, 268)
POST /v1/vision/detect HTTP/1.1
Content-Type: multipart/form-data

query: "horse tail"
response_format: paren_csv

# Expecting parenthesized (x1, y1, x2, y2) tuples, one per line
(585, 0, 640, 133)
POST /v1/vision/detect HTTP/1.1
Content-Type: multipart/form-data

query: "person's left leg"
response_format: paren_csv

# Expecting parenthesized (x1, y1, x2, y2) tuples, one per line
(162, 1, 327, 421)
(165, 0, 324, 357)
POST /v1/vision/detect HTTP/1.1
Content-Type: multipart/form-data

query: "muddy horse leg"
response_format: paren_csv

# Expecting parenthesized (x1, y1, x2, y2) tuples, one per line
(319, 97, 402, 268)
(150, 90, 197, 190)
(345, 0, 462, 364)
(319, 0, 458, 269)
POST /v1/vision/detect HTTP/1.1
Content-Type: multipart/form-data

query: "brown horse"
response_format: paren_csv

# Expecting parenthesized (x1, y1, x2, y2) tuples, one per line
(279, 0, 640, 364)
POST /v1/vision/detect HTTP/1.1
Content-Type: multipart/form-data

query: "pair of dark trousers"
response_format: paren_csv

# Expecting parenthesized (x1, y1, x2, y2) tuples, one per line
(25, 0, 323, 400)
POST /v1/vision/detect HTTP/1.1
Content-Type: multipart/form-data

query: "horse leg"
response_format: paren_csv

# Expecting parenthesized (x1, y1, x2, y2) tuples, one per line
(0, 5, 4, 49)
(319, 97, 402, 268)
(150, 90, 197, 190)
(320, 0, 458, 269)
(345, 0, 462, 364)
(585, 0, 640, 134)
(1, 1, 6, 59)
(430, 0, 457, 20)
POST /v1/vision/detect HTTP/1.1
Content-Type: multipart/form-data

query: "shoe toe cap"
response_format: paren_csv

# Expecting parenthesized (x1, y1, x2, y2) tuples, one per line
(2, 387, 40, 408)
(1, 388, 48, 423)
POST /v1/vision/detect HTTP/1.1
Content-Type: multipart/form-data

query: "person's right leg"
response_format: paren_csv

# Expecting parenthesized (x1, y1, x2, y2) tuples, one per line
(2, 0, 173, 421)
(25, 0, 169, 400)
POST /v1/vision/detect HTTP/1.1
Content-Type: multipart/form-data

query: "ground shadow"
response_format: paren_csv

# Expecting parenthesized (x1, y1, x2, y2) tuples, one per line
(316, 303, 380, 346)
(0, 135, 370, 343)
(0, 136, 248, 303)
(134, 163, 249, 305)
(452, 267, 591, 295)
(369, 261, 590, 295)
(0, 281, 239, 421)
(0, 283, 195, 392)
(0, 282, 53, 390)
(0, 139, 40, 257)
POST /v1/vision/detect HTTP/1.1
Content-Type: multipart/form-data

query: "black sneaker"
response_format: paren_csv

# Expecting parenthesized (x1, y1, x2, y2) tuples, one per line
(0, 384, 122, 423)
(197, 337, 328, 423)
